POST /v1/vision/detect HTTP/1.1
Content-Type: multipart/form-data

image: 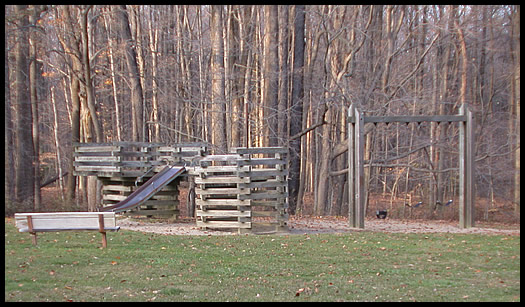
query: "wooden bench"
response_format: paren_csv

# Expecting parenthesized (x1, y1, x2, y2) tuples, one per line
(14, 212, 120, 248)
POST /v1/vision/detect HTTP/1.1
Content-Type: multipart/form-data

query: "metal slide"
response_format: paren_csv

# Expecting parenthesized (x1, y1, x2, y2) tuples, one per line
(101, 165, 186, 213)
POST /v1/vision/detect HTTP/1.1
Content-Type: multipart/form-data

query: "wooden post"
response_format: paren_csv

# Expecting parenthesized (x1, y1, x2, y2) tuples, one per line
(459, 104, 475, 228)
(27, 216, 37, 246)
(348, 105, 355, 227)
(466, 106, 475, 227)
(98, 214, 107, 248)
(354, 106, 365, 229)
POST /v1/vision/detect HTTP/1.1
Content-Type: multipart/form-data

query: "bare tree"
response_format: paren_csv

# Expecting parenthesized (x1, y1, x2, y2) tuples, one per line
(14, 5, 35, 207)
(116, 5, 144, 142)
(288, 5, 306, 215)
(210, 5, 228, 153)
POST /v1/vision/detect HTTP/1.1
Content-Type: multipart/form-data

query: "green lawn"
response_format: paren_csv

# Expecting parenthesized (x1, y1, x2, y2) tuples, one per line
(4, 218, 520, 302)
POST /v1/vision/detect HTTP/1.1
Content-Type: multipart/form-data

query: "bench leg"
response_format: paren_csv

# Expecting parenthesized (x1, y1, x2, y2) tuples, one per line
(101, 232, 107, 248)
(98, 214, 108, 248)
(30, 232, 37, 246)
(27, 216, 37, 246)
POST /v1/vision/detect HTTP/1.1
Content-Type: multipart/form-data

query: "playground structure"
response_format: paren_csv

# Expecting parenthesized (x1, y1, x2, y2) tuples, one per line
(191, 147, 288, 234)
(71, 103, 474, 233)
(347, 103, 475, 229)
(73, 142, 289, 234)
(74, 142, 207, 218)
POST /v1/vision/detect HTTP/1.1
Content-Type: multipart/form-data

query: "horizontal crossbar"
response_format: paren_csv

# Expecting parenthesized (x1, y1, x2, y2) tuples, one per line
(349, 114, 467, 124)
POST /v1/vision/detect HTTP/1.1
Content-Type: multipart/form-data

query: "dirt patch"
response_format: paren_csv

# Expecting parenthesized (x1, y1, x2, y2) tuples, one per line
(118, 216, 519, 236)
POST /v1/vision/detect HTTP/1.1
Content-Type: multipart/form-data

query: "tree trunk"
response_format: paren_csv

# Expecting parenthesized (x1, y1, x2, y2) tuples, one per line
(278, 6, 290, 146)
(116, 5, 144, 142)
(288, 5, 306, 215)
(210, 6, 228, 153)
(103, 11, 122, 142)
(509, 6, 520, 213)
(51, 87, 65, 200)
(14, 5, 35, 207)
(5, 27, 16, 204)
(262, 5, 280, 146)
(80, 6, 103, 143)
(66, 65, 81, 201)
(147, 9, 160, 142)
(29, 5, 42, 211)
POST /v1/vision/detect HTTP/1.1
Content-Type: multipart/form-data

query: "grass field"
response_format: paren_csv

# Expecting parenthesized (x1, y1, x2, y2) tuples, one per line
(5, 218, 520, 302)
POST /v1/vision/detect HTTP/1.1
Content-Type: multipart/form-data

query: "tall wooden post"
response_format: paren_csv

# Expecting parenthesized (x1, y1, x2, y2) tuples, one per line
(459, 104, 475, 228)
(355, 106, 365, 228)
(348, 105, 355, 227)
(348, 104, 365, 228)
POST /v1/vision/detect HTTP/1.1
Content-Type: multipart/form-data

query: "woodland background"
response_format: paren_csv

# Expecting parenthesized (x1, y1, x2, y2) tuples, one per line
(4, 5, 520, 223)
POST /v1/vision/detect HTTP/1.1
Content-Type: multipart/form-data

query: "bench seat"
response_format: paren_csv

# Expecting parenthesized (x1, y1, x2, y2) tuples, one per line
(14, 212, 119, 248)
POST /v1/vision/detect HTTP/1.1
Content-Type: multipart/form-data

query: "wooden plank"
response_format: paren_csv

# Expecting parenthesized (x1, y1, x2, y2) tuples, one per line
(195, 199, 250, 206)
(74, 156, 121, 162)
(74, 165, 121, 172)
(232, 147, 288, 155)
(102, 185, 133, 192)
(236, 158, 287, 166)
(75, 145, 121, 153)
(195, 187, 250, 195)
(239, 179, 286, 189)
(196, 210, 251, 218)
(196, 220, 251, 229)
(348, 114, 467, 124)
(195, 176, 250, 184)
(200, 154, 241, 162)
(192, 165, 249, 173)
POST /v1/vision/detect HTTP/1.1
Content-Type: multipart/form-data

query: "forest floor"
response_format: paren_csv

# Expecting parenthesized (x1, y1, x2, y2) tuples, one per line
(117, 215, 520, 236)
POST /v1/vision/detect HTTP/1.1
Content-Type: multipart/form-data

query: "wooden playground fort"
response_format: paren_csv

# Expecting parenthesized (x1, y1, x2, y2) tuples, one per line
(74, 142, 207, 218)
(73, 142, 288, 234)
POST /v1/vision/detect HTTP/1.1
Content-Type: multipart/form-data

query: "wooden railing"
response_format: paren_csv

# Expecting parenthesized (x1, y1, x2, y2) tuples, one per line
(73, 142, 207, 177)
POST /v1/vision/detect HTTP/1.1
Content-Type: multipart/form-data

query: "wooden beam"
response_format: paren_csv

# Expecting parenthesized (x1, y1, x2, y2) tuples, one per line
(466, 106, 475, 227)
(459, 104, 475, 228)
(349, 114, 467, 124)
(348, 105, 355, 227)
(355, 106, 365, 229)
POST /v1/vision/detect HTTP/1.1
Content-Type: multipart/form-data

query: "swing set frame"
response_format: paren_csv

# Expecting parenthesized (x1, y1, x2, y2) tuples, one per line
(347, 103, 475, 229)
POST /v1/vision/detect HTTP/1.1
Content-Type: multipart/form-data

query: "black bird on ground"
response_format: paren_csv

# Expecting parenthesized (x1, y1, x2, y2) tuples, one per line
(376, 210, 388, 219)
